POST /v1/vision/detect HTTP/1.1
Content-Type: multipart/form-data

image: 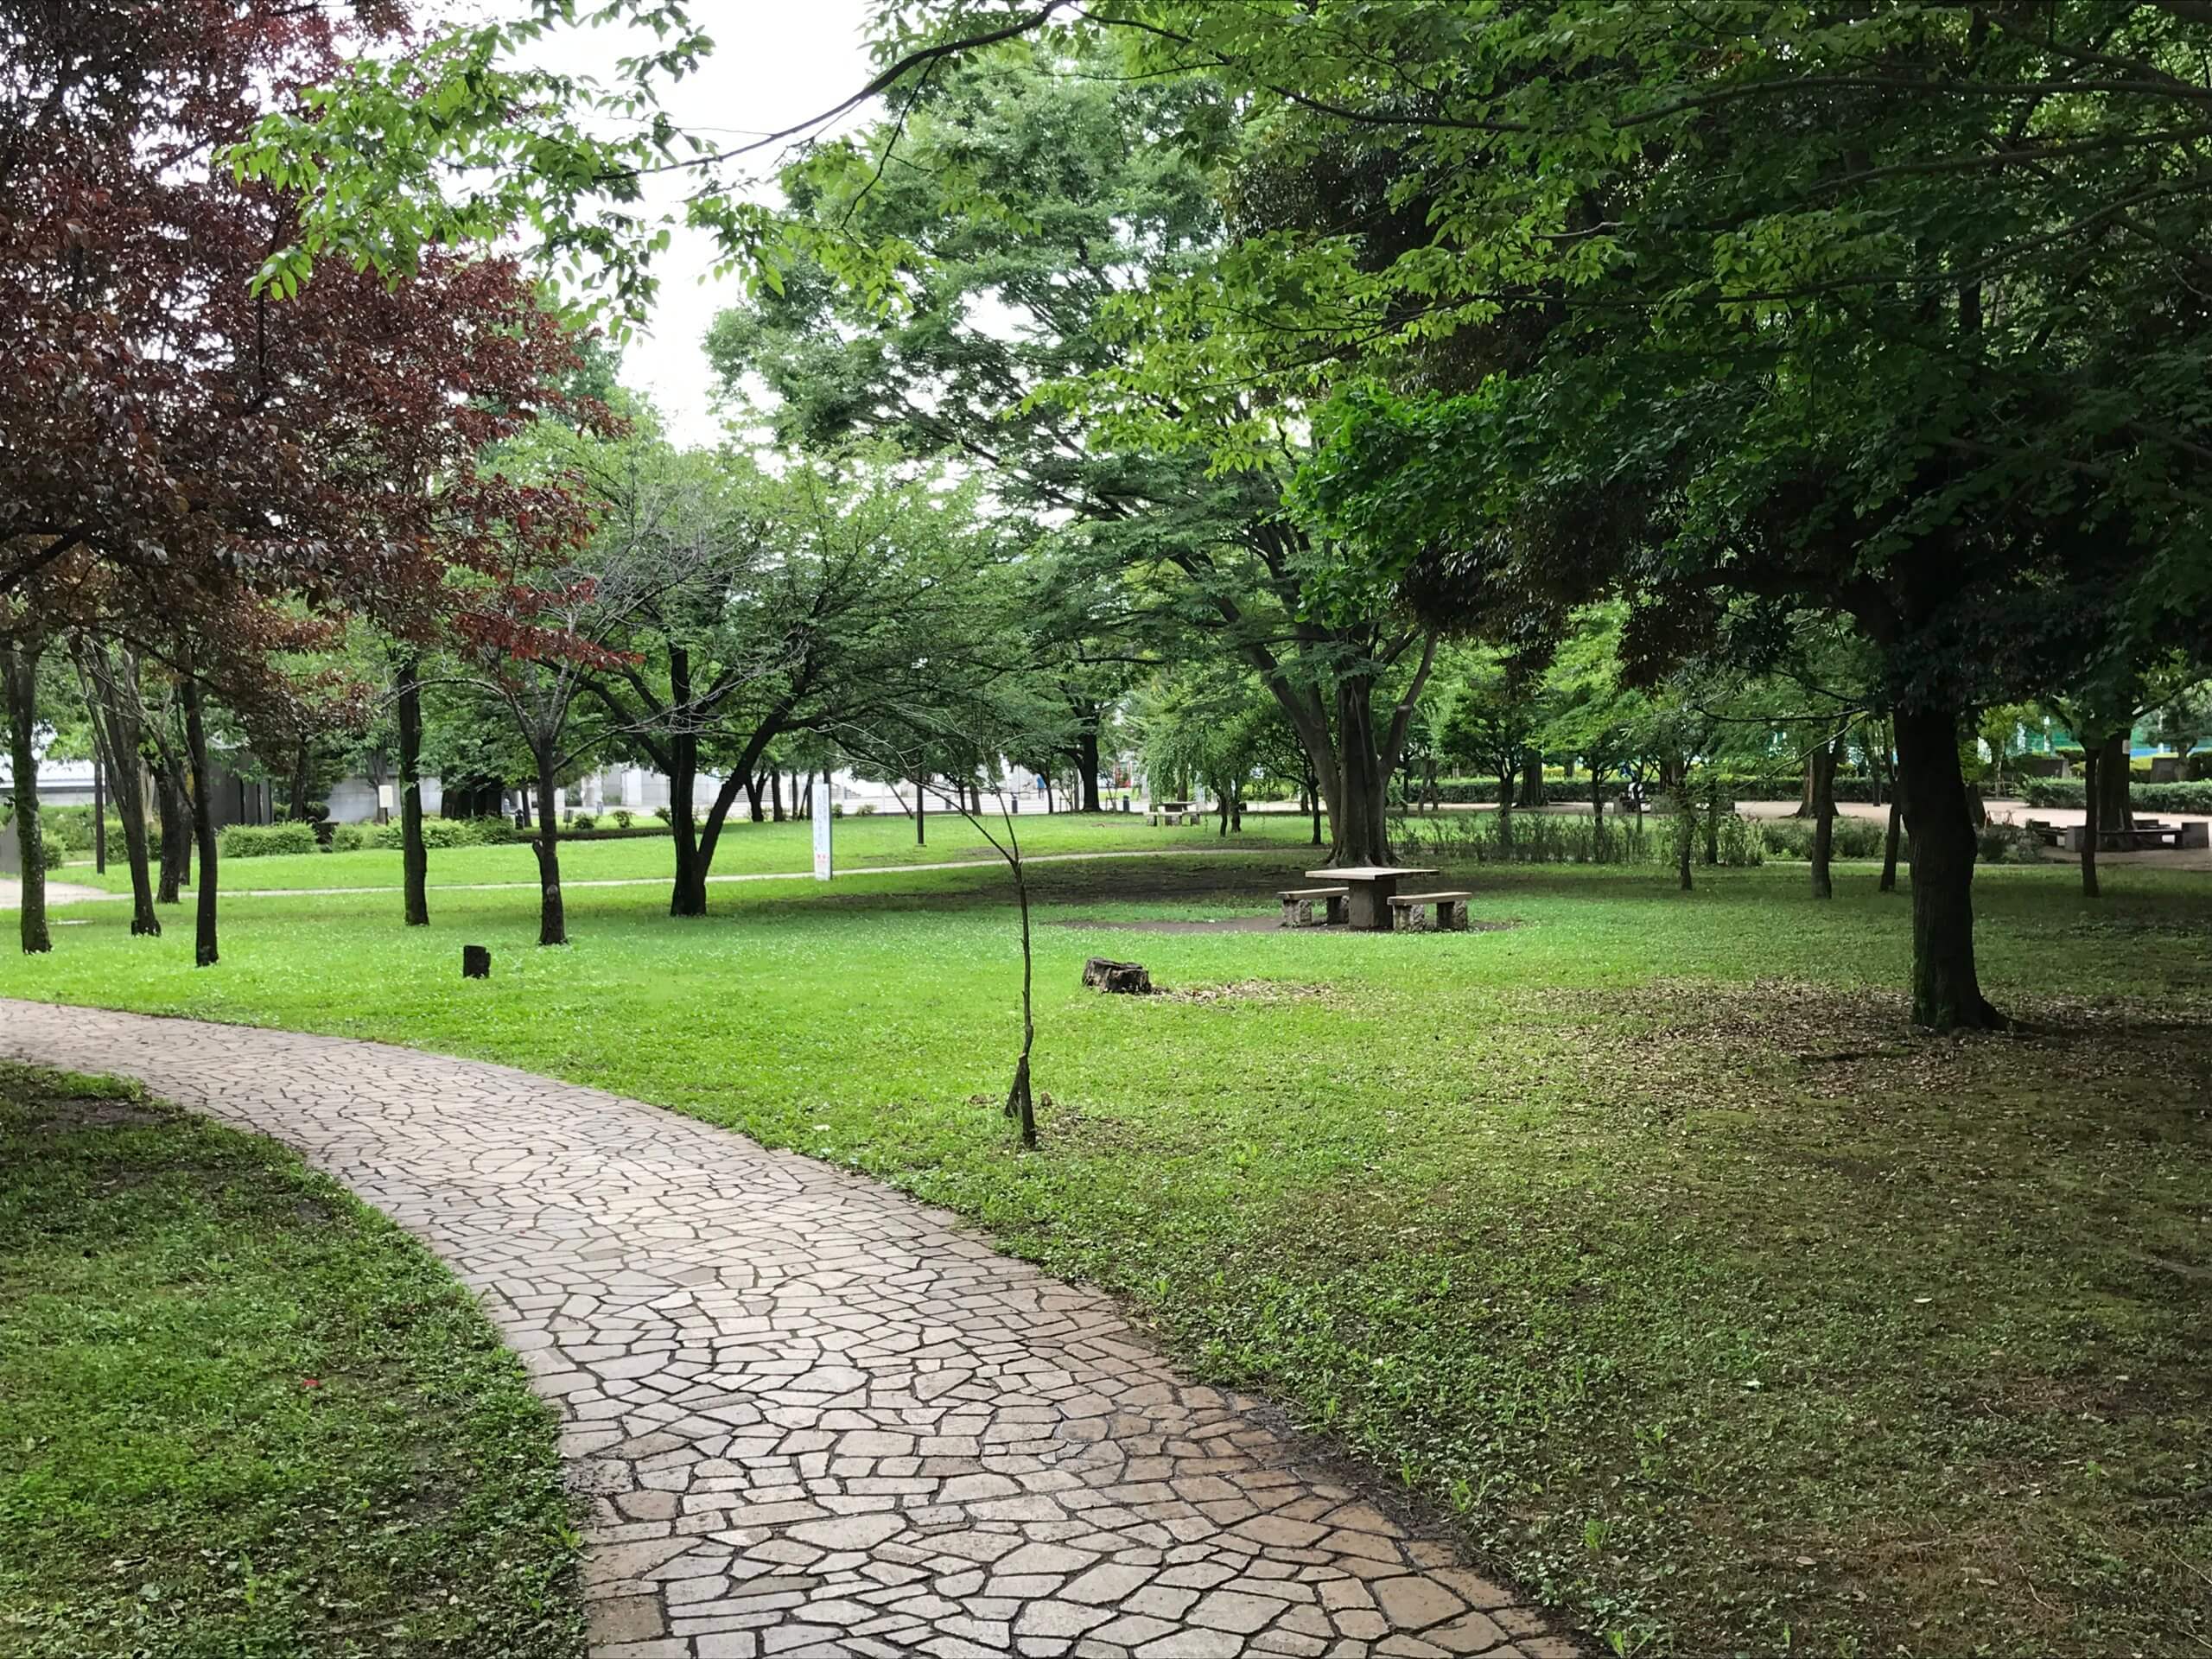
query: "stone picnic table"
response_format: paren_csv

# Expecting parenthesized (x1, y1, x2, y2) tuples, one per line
(1309, 865, 1438, 931)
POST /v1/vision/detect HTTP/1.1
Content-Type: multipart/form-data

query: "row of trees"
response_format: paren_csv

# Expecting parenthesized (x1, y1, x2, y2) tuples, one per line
(20, 1, 2212, 1037)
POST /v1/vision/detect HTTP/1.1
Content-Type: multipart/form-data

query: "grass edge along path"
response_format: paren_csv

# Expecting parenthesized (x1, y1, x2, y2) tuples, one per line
(0, 1062, 586, 1659)
(2, 857, 2209, 1658)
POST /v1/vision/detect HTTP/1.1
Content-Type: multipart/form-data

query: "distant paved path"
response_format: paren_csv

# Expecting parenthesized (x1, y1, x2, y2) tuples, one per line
(0, 877, 105, 908)
(0, 1001, 1567, 1659)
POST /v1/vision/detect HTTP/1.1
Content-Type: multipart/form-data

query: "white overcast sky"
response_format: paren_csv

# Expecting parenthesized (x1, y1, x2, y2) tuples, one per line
(529, 0, 882, 448)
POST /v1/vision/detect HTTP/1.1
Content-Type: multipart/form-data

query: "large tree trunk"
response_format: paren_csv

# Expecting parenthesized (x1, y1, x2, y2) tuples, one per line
(397, 657, 429, 926)
(1673, 781, 1694, 891)
(2079, 744, 2101, 899)
(769, 765, 785, 823)
(1894, 703, 2004, 1031)
(2095, 731, 2132, 837)
(1077, 727, 1102, 811)
(1879, 791, 1904, 893)
(289, 740, 314, 821)
(1517, 746, 1544, 809)
(181, 677, 219, 967)
(744, 769, 764, 822)
(666, 734, 709, 918)
(1809, 738, 1838, 899)
(916, 774, 926, 845)
(79, 645, 159, 935)
(3, 635, 50, 955)
(533, 754, 566, 946)
(156, 756, 190, 901)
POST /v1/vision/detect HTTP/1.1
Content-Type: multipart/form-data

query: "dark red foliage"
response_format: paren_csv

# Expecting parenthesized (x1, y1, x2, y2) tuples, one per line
(1, 0, 597, 699)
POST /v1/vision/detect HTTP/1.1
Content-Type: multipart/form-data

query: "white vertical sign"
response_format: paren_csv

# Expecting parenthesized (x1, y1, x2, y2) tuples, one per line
(812, 773, 833, 880)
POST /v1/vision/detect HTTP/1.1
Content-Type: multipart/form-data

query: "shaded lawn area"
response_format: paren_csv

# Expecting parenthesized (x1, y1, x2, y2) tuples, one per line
(58, 804, 1319, 895)
(0, 1065, 583, 1659)
(3, 852, 2208, 1657)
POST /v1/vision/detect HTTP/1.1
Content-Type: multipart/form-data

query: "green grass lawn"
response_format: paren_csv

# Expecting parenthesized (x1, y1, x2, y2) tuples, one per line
(8, 839, 2209, 1658)
(0, 1065, 584, 1659)
(60, 806, 1319, 894)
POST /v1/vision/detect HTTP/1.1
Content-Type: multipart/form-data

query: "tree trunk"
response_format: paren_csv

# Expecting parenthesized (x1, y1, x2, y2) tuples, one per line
(79, 647, 159, 936)
(2096, 731, 2132, 836)
(1894, 702, 2004, 1031)
(533, 754, 567, 946)
(397, 657, 429, 926)
(1879, 792, 1904, 893)
(181, 677, 219, 967)
(916, 774, 926, 845)
(1809, 739, 1838, 899)
(91, 747, 105, 874)
(1496, 766, 1515, 859)
(3, 636, 50, 955)
(1518, 746, 1543, 809)
(2080, 745, 2101, 899)
(1592, 772, 1606, 860)
(744, 769, 764, 822)
(289, 740, 314, 821)
(1674, 784, 1694, 891)
(1004, 840, 1037, 1150)
(1327, 675, 1396, 867)
(156, 758, 190, 901)
(1306, 762, 1323, 847)
(1704, 772, 1723, 866)
(770, 765, 785, 823)
(1077, 728, 1102, 812)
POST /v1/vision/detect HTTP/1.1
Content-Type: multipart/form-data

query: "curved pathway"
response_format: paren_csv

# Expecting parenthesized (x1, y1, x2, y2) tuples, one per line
(0, 1001, 1570, 1659)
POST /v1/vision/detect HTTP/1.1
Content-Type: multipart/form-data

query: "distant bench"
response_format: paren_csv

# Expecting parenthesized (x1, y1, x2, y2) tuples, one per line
(1388, 890, 1473, 932)
(1149, 800, 1201, 828)
(1278, 886, 1347, 928)
(2027, 817, 2209, 851)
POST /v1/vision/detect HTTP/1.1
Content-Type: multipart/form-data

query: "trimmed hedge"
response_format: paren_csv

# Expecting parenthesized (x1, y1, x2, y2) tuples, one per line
(2020, 779, 2212, 814)
(1416, 772, 1886, 807)
(219, 822, 320, 860)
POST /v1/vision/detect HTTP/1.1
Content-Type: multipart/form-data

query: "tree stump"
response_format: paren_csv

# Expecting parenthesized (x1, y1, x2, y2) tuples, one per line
(1082, 957, 1152, 995)
(462, 944, 492, 980)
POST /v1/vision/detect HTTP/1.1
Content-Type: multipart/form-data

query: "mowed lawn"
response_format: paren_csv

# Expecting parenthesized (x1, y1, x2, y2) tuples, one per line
(0, 1065, 583, 1659)
(9, 839, 2209, 1657)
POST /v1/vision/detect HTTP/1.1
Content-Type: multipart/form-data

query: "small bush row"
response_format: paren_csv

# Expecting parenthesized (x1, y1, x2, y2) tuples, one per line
(2018, 779, 2212, 814)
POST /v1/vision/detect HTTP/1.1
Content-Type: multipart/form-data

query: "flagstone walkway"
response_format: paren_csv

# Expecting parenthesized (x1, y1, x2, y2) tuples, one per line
(0, 1000, 1572, 1659)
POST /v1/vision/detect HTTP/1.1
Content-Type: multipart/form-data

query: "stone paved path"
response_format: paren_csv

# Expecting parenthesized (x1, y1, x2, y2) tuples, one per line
(0, 1000, 1571, 1659)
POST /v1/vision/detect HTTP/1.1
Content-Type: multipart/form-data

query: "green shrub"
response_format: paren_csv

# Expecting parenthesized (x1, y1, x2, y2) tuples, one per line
(652, 804, 671, 823)
(1757, 815, 1890, 861)
(2020, 778, 2212, 814)
(613, 809, 633, 829)
(1396, 808, 1665, 866)
(362, 818, 488, 851)
(219, 822, 320, 860)
(326, 823, 368, 852)
(569, 813, 596, 832)
(855, 803, 876, 816)
(1978, 821, 2046, 865)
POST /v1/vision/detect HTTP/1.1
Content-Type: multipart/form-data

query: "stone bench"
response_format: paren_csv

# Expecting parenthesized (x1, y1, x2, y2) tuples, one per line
(1388, 890, 1473, 932)
(1277, 886, 1348, 928)
(1149, 803, 1201, 828)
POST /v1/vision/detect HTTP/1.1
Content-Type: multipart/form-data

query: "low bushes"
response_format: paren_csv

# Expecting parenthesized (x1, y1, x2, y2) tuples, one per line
(1395, 808, 1767, 867)
(218, 822, 320, 860)
(1758, 816, 1890, 862)
(1416, 772, 1889, 808)
(2020, 779, 2212, 814)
